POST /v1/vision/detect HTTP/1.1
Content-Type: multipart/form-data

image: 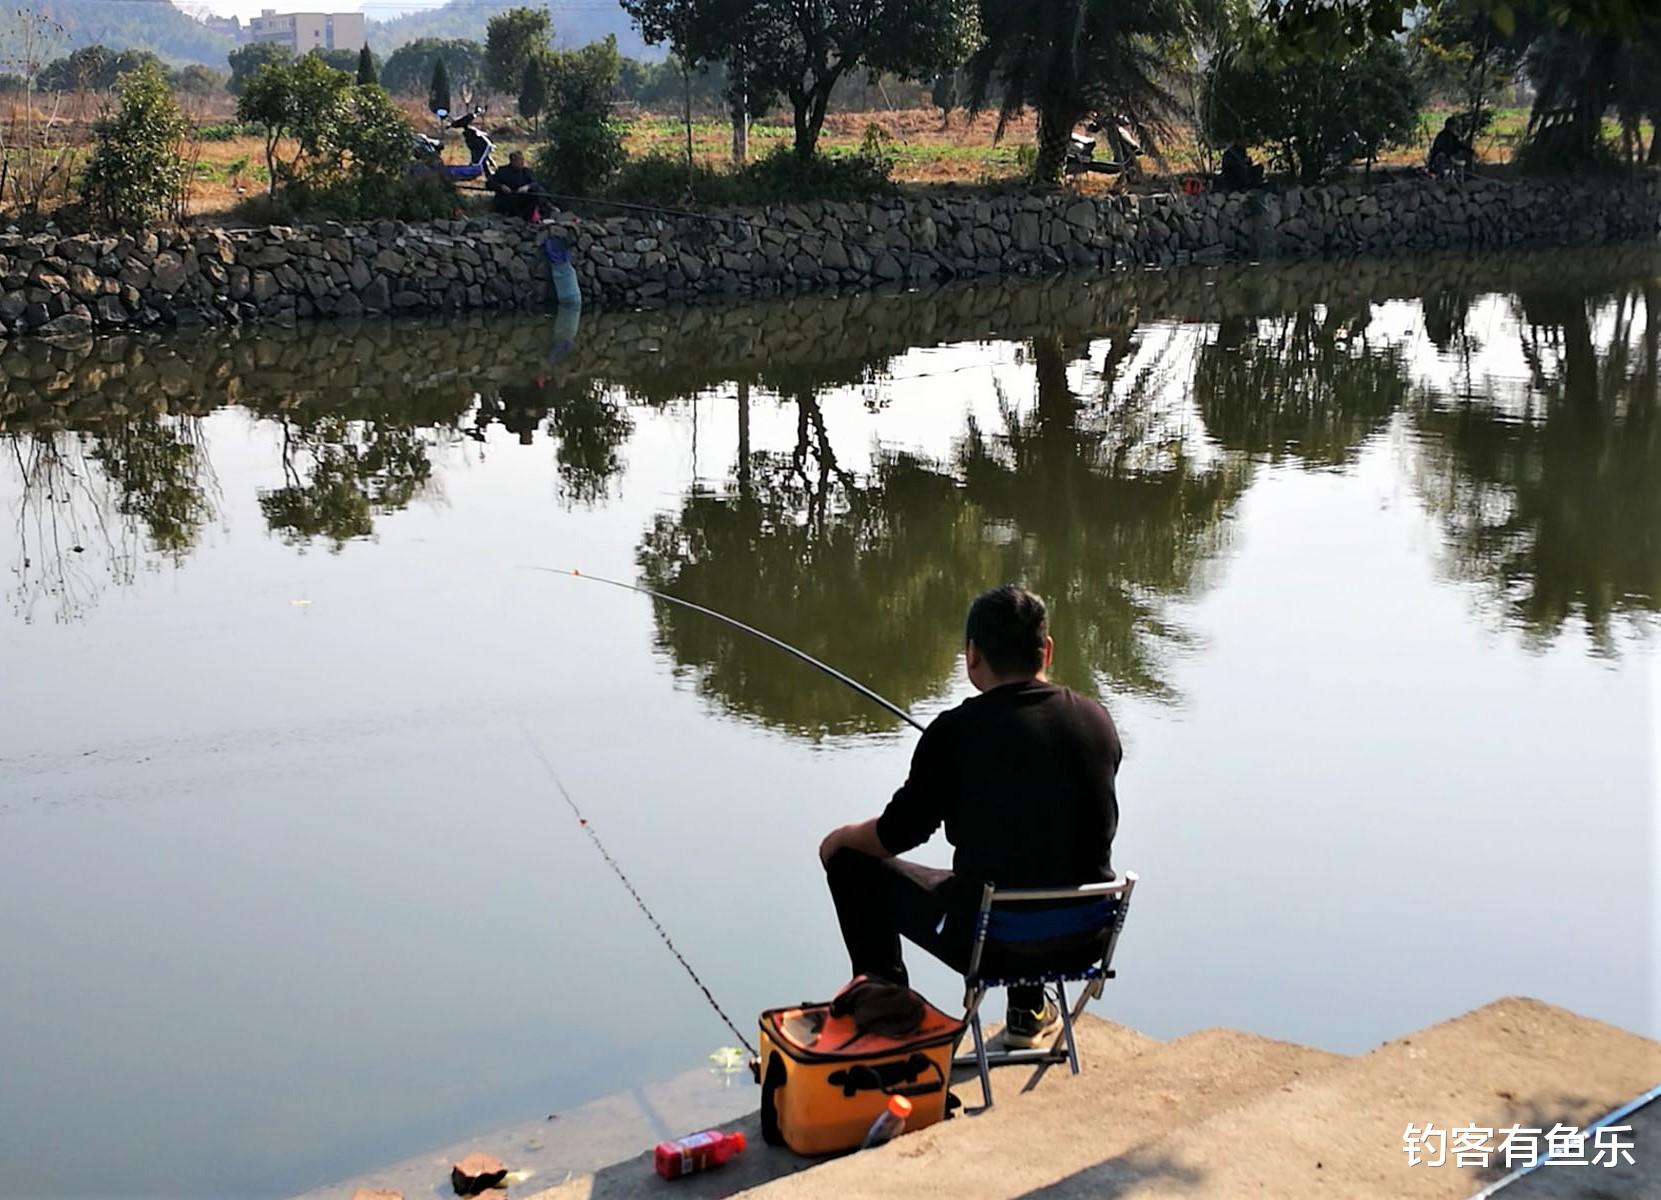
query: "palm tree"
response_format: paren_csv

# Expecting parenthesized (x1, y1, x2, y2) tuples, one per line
(964, 0, 1193, 185)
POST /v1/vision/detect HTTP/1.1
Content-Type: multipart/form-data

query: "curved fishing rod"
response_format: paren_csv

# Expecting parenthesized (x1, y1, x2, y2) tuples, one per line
(454, 183, 734, 230)
(528, 566, 927, 733)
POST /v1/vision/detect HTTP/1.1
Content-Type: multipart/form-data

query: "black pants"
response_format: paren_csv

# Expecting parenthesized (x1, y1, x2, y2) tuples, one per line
(823, 849, 1044, 1011)
(492, 190, 537, 219)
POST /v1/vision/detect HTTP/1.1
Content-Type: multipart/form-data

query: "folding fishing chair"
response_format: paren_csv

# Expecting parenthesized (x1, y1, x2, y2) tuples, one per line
(952, 872, 1138, 1106)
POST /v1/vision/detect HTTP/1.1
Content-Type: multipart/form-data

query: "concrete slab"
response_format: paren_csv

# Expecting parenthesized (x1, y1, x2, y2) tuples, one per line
(1496, 1097, 1659, 1200)
(295, 1059, 761, 1200)
(1008, 997, 1660, 1200)
(742, 1022, 1343, 1200)
(525, 1016, 1165, 1200)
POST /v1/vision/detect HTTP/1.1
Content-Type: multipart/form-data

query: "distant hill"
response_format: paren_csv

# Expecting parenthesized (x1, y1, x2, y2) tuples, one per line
(368, 1, 661, 61)
(33, 0, 233, 67)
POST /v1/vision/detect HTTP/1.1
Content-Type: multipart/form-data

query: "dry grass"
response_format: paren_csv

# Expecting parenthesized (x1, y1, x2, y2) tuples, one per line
(1, 97, 1649, 226)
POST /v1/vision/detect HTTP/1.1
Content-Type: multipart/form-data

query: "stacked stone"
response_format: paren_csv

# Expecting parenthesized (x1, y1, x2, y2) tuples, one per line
(0, 175, 1656, 339)
(5, 241, 1649, 431)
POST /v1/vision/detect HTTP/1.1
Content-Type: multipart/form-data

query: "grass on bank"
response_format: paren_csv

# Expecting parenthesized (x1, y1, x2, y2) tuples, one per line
(2, 104, 1652, 226)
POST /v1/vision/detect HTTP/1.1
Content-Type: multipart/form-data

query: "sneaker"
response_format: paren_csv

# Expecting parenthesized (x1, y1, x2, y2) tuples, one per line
(1003, 999, 1062, 1049)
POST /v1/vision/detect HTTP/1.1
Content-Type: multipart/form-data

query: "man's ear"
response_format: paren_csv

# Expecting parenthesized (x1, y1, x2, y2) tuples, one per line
(1042, 636, 1055, 668)
(965, 640, 981, 670)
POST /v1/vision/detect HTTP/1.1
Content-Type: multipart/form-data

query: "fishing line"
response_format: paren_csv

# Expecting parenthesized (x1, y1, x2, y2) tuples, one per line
(520, 725, 758, 1058)
(453, 183, 737, 230)
(527, 566, 927, 732)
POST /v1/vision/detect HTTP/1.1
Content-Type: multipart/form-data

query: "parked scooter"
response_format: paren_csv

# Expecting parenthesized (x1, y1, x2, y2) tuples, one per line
(411, 107, 497, 182)
(448, 108, 498, 175)
(1064, 118, 1145, 176)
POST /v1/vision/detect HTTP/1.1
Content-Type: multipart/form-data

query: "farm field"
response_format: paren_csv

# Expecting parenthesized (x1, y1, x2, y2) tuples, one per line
(0, 101, 1644, 225)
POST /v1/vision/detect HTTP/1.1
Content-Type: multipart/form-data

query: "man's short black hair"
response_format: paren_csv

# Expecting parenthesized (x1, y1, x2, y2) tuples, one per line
(965, 585, 1048, 676)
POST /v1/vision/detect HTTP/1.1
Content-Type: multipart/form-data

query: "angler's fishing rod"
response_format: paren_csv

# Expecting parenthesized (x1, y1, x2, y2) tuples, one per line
(454, 184, 736, 230)
(528, 567, 927, 733)
(521, 725, 758, 1058)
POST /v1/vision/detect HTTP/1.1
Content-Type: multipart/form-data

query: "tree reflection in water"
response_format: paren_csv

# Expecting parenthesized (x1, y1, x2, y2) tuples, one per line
(639, 324, 1253, 734)
(1192, 303, 1410, 468)
(959, 331, 1251, 701)
(1412, 279, 1660, 651)
(5, 418, 215, 623)
(638, 389, 987, 737)
(3, 247, 1656, 682)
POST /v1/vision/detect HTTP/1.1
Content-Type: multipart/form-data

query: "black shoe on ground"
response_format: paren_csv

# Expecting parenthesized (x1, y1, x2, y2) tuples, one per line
(1003, 999, 1061, 1049)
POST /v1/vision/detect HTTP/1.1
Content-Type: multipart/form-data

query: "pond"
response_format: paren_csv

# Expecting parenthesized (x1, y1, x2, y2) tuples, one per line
(1, 246, 1656, 1198)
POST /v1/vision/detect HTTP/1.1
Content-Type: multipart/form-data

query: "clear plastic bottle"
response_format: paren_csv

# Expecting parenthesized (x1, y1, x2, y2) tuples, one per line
(862, 1095, 913, 1149)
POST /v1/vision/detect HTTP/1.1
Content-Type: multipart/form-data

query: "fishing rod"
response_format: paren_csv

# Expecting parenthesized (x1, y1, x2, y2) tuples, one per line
(528, 566, 927, 733)
(454, 183, 736, 231)
(521, 724, 758, 1058)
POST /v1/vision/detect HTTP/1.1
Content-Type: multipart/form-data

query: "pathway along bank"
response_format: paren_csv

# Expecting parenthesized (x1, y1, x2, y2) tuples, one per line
(3, 173, 1658, 339)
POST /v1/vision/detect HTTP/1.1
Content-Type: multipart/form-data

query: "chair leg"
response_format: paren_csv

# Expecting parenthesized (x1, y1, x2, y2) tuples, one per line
(970, 1009, 993, 1107)
(1055, 980, 1081, 1074)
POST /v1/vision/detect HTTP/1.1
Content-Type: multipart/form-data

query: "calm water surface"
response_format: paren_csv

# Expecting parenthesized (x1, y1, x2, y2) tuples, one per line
(1, 247, 1656, 1198)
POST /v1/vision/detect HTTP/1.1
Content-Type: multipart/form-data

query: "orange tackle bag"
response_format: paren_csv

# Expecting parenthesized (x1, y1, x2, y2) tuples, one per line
(756, 977, 964, 1155)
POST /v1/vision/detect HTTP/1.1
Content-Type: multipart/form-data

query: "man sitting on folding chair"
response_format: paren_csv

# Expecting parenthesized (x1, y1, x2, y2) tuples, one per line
(818, 584, 1122, 1051)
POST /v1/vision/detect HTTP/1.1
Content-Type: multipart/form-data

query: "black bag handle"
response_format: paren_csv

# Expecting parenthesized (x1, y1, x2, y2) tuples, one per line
(760, 1052, 788, 1147)
(826, 1052, 945, 1099)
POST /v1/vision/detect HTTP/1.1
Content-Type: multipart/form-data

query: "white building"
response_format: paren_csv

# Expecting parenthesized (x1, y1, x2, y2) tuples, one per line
(247, 10, 367, 54)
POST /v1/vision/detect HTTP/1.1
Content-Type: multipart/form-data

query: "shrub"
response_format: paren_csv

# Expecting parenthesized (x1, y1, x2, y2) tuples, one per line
(197, 121, 263, 141)
(736, 144, 895, 203)
(1513, 121, 1626, 176)
(539, 107, 626, 197)
(1204, 38, 1423, 182)
(282, 173, 456, 222)
(80, 62, 193, 228)
(603, 144, 895, 208)
(236, 53, 353, 196)
(607, 153, 742, 205)
(535, 43, 625, 198)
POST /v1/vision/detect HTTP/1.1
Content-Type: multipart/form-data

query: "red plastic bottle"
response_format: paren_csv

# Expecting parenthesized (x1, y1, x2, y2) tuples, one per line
(653, 1129, 746, 1179)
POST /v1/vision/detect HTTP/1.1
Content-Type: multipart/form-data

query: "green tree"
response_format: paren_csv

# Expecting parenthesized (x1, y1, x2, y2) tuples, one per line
(356, 44, 377, 86)
(381, 37, 485, 102)
(622, 0, 791, 165)
(313, 47, 362, 74)
(965, 0, 1191, 184)
(80, 61, 192, 228)
(171, 63, 224, 97)
(40, 45, 168, 93)
(1518, 13, 1661, 169)
(625, 0, 972, 160)
(227, 40, 290, 94)
(235, 53, 353, 197)
(428, 54, 451, 114)
(519, 49, 550, 130)
(1203, 36, 1423, 181)
(536, 40, 625, 195)
(1262, 0, 1652, 55)
(1411, 0, 1527, 140)
(485, 5, 552, 95)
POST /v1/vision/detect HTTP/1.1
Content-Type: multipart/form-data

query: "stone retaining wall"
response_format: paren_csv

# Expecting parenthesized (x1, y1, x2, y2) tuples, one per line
(2, 174, 1657, 339)
(5, 244, 1652, 431)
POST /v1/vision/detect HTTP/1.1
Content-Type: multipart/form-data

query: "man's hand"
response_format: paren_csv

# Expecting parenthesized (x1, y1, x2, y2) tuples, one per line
(818, 825, 848, 867)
